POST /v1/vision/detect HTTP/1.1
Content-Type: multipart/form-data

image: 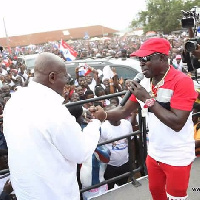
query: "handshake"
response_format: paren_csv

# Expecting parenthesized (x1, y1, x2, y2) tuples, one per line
(89, 106, 107, 123)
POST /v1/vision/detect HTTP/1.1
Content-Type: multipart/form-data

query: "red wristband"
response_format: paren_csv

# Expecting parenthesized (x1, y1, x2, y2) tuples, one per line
(144, 98, 156, 108)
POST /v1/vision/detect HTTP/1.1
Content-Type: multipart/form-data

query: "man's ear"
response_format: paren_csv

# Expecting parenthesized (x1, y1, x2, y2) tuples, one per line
(48, 72, 56, 84)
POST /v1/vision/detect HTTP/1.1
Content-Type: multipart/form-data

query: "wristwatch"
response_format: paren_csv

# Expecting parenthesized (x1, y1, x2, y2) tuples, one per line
(144, 98, 156, 108)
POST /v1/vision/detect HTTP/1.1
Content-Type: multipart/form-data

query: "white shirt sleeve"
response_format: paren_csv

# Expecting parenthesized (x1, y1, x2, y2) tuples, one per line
(51, 107, 101, 164)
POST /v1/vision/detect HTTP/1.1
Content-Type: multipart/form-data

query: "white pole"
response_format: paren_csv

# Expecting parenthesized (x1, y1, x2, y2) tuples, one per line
(3, 17, 10, 47)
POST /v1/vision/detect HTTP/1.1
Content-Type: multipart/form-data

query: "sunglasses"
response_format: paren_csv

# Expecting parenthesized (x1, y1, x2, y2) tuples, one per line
(138, 53, 164, 63)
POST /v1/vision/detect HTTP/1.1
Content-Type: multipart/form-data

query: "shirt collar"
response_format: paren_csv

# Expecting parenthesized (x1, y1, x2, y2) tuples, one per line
(164, 65, 176, 82)
(28, 81, 64, 104)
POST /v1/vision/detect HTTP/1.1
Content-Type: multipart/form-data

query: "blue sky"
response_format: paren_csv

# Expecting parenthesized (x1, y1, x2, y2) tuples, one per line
(0, 0, 146, 37)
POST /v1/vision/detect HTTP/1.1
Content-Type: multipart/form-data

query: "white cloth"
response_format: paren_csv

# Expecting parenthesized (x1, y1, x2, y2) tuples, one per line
(88, 79, 96, 92)
(99, 119, 133, 166)
(80, 156, 108, 200)
(80, 158, 107, 188)
(1, 69, 8, 76)
(82, 185, 108, 200)
(3, 81, 101, 200)
(102, 65, 114, 80)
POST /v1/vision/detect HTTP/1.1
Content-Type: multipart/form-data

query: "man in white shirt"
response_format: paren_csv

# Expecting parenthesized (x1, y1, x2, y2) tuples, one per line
(173, 54, 183, 72)
(3, 52, 105, 200)
(100, 115, 133, 189)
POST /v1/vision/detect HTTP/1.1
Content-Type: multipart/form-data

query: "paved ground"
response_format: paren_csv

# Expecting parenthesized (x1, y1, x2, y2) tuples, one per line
(92, 157, 200, 200)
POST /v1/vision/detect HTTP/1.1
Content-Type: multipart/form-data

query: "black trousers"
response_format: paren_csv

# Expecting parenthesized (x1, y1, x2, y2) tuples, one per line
(104, 162, 129, 189)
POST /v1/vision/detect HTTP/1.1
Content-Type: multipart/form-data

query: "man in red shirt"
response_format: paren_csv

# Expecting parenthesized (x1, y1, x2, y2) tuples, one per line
(90, 38, 198, 200)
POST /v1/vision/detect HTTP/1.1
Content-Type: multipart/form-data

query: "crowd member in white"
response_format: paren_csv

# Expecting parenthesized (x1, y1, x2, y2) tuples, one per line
(85, 68, 99, 92)
(99, 104, 133, 189)
(0, 65, 8, 76)
(74, 65, 99, 93)
(172, 54, 183, 72)
(17, 62, 29, 85)
(3, 52, 106, 200)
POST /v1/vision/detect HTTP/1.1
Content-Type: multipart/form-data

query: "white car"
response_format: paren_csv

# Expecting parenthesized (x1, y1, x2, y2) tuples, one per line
(65, 57, 141, 80)
(17, 54, 39, 69)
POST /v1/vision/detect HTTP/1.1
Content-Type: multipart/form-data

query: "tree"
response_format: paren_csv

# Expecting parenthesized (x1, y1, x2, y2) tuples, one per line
(130, 0, 200, 34)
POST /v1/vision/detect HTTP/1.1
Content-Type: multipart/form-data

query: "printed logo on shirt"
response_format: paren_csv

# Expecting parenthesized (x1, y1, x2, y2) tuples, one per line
(112, 139, 128, 150)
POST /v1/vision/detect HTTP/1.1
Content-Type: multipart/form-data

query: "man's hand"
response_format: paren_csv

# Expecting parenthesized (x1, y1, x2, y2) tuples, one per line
(119, 77, 124, 85)
(88, 66, 94, 73)
(129, 80, 151, 102)
(111, 67, 117, 76)
(88, 106, 107, 122)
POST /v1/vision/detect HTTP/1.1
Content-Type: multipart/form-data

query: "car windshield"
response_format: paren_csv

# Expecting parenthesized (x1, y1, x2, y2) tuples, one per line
(25, 58, 36, 69)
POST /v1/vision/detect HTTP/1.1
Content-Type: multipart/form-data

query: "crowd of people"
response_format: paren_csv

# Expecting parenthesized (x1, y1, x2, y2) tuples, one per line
(0, 33, 200, 200)
(0, 32, 189, 62)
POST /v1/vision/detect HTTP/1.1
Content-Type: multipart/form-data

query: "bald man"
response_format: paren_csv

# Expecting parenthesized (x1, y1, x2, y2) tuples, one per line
(3, 52, 105, 200)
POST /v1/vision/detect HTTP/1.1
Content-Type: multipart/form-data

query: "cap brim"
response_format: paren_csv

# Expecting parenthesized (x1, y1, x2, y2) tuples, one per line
(130, 50, 155, 57)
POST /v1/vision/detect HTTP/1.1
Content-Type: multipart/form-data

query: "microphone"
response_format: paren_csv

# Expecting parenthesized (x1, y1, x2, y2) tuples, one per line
(120, 73, 144, 106)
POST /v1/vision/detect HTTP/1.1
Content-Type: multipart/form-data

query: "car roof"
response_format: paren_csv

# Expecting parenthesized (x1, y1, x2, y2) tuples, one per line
(18, 54, 39, 59)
